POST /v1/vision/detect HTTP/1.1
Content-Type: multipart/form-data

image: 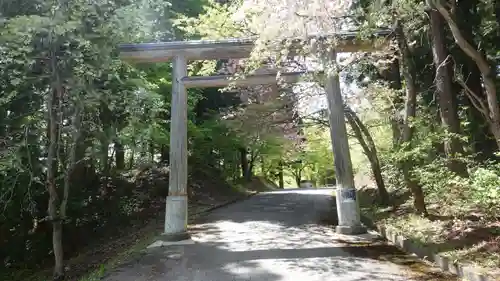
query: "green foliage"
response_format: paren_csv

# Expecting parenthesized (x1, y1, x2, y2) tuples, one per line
(469, 165, 500, 213)
(0, 0, 251, 278)
(175, 0, 247, 40)
(1, 0, 499, 278)
(301, 125, 335, 185)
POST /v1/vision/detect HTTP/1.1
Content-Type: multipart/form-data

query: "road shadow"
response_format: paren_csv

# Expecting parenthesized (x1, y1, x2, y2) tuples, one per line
(102, 242, 418, 281)
(102, 189, 456, 281)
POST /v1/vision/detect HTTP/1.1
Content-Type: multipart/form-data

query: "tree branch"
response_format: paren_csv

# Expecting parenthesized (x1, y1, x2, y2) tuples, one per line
(454, 74, 489, 119)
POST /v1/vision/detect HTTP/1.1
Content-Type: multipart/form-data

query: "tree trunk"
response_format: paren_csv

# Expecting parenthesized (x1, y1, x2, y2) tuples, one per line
(149, 141, 155, 163)
(345, 106, 389, 205)
(51, 220, 64, 281)
(396, 21, 428, 216)
(48, 110, 64, 280)
(114, 141, 125, 170)
(247, 154, 255, 181)
(379, 57, 404, 147)
(139, 139, 147, 160)
(260, 156, 266, 176)
(128, 140, 136, 169)
(461, 60, 493, 156)
(160, 144, 169, 163)
(278, 160, 284, 188)
(496, 0, 500, 35)
(240, 147, 251, 181)
(47, 50, 64, 280)
(456, 0, 496, 159)
(0, 107, 6, 137)
(233, 159, 240, 182)
(60, 103, 82, 222)
(294, 171, 301, 187)
(99, 102, 112, 177)
(427, 4, 468, 177)
(101, 141, 109, 171)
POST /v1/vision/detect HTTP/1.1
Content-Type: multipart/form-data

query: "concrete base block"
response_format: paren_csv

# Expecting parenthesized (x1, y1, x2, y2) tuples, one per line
(336, 224, 367, 235)
(334, 187, 365, 236)
(159, 232, 191, 242)
(334, 230, 384, 245)
(147, 237, 195, 249)
(164, 195, 188, 235)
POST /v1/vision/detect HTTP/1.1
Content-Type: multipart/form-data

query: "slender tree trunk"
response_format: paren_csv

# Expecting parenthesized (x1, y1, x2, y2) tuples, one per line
(345, 106, 390, 205)
(456, 0, 495, 159)
(160, 144, 169, 163)
(248, 154, 255, 181)
(278, 160, 284, 188)
(240, 147, 251, 181)
(51, 220, 64, 280)
(427, 4, 468, 177)
(396, 21, 428, 216)
(48, 51, 64, 280)
(390, 120, 401, 147)
(149, 141, 155, 163)
(294, 171, 301, 187)
(58, 140, 67, 173)
(0, 107, 6, 137)
(99, 102, 112, 177)
(60, 103, 82, 221)
(114, 141, 125, 170)
(260, 156, 266, 176)
(73, 127, 97, 182)
(100, 140, 110, 191)
(128, 144, 135, 169)
(139, 139, 147, 160)
(233, 158, 240, 182)
(496, 0, 500, 34)
(379, 57, 404, 147)
(461, 61, 492, 156)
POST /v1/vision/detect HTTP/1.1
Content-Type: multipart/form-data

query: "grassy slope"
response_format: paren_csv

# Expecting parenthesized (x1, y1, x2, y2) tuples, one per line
(356, 178, 500, 279)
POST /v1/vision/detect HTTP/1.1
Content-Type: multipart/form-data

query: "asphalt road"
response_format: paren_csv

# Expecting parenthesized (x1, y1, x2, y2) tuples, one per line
(103, 188, 453, 281)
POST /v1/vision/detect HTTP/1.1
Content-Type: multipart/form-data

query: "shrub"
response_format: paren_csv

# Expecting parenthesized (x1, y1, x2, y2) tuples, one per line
(469, 166, 500, 214)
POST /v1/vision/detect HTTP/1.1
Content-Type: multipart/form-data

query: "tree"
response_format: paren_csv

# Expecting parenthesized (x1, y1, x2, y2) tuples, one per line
(394, 20, 428, 215)
(344, 105, 390, 205)
(430, 0, 500, 149)
(426, 0, 468, 176)
(354, 0, 432, 215)
(0, 0, 176, 278)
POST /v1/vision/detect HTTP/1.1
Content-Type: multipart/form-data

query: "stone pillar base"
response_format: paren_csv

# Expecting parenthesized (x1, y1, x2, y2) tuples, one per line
(335, 188, 366, 235)
(163, 195, 189, 240)
(336, 224, 367, 235)
(159, 232, 191, 242)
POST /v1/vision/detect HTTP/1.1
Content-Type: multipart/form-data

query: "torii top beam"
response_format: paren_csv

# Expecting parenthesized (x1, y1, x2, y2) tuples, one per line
(118, 29, 393, 63)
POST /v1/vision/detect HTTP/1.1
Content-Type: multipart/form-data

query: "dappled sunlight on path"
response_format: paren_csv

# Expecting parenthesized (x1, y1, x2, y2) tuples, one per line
(103, 189, 456, 281)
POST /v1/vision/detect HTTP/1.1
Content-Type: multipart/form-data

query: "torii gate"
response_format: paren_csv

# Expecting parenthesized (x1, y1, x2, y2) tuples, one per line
(119, 30, 392, 239)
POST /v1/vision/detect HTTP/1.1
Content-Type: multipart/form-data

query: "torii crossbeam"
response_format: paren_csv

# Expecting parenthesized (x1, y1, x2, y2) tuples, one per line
(118, 29, 393, 240)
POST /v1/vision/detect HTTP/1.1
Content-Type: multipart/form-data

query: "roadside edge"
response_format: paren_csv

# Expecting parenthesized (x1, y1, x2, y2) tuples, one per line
(360, 215, 494, 281)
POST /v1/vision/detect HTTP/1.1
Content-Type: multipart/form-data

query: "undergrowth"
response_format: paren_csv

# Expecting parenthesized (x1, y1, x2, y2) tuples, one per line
(361, 154, 500, 276)
(356, 117, 500, 277)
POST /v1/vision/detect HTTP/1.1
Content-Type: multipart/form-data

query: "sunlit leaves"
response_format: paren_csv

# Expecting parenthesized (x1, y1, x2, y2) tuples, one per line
(175, 0, 248, 40)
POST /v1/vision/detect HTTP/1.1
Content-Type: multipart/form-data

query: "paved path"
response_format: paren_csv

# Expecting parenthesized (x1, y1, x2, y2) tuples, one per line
(103, 189, 453, 281)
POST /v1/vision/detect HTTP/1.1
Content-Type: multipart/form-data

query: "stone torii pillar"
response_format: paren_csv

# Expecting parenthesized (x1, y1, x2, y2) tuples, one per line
(325, 50, 364, 234)
(163, 55, 190, 240)
(118, 30, 391, 239)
